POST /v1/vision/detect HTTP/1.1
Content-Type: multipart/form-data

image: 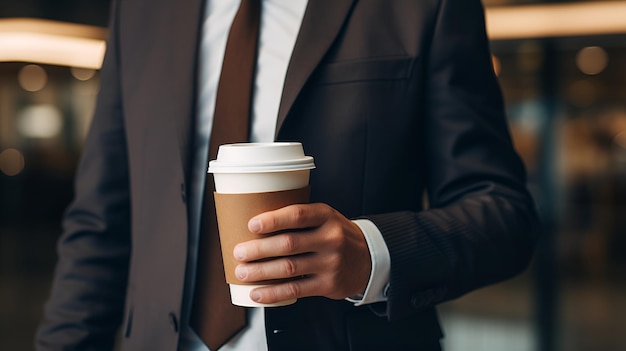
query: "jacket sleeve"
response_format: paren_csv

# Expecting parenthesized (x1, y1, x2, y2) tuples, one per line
(367, 0, 540, 320)
(35, 1, 131, 349)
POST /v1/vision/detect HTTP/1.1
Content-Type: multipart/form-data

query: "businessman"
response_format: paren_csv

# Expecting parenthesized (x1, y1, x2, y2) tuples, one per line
(36, 0, 539, 350)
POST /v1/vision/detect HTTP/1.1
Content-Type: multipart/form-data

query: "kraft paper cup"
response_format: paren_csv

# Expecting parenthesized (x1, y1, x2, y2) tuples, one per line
(208, 142, 315, 307)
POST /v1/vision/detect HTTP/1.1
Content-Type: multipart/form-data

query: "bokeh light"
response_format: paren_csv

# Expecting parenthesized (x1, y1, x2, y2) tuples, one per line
(576, 46, 609, 75)
(70, 67, 96, 81)
(16, 104, 63, 138)
(17, 64, 48, 92)
(0, 148, 25, 176)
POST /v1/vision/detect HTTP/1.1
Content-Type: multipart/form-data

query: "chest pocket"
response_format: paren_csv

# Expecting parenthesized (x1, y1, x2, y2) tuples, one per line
(314, 56, 415, 85)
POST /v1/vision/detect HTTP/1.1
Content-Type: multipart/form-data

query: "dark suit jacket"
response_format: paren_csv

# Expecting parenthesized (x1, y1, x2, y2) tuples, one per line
(36, 0, 539, 350)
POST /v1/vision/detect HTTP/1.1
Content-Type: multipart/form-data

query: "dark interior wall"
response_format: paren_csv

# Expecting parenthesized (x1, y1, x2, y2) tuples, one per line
(0, 0, 112, 27)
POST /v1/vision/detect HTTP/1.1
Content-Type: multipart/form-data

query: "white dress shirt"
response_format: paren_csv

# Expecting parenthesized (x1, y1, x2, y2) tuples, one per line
(180, 1, 390, 350)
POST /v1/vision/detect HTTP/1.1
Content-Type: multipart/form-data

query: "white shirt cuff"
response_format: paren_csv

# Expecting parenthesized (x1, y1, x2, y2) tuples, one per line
(345, 219, 390, 306)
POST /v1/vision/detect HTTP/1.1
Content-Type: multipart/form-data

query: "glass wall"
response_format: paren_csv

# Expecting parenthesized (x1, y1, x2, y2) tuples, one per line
(0, 63, 100, 348)
(440, 33, 626, 351)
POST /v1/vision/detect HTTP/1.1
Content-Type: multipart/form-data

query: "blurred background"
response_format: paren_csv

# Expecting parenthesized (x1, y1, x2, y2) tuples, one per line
(1, 0, 625, 350)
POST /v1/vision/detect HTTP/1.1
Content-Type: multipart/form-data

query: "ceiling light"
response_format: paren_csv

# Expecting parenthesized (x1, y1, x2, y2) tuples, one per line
(0, 18, 106, 69)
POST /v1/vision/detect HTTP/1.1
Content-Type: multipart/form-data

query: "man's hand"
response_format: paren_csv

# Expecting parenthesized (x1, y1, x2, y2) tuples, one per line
(232, 203, 372, 304)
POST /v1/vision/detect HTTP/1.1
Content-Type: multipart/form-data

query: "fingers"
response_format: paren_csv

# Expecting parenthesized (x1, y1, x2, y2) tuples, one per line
(234, 253, 318, 282)
(248, 203, 332, 235)
(232, 202, 372, 303)
(235, 254, 336, 304)
(235, 203, 332, 262)
(249, 277, 323, 304)
(234, 231, 320, 262)
(247, 271, 352, 303)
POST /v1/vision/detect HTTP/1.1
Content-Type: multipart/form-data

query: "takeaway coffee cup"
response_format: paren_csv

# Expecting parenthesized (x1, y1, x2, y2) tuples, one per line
(208, 142, 315, 307)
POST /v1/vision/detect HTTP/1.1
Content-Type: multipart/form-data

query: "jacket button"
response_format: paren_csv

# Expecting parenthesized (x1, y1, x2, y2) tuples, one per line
(168, 312, 179, 333)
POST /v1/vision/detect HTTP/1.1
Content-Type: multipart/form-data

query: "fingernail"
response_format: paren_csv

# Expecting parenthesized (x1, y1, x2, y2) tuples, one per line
(251, 291, 261, 302)
(248, 219, 261, 233)
(233, 246, 246, 261)
(235, 266, 247, 280)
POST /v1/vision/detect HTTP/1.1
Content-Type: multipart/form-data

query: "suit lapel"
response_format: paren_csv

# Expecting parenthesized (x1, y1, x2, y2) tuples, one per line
(167, 0, 356, 168)
(275, 0, 357, 135)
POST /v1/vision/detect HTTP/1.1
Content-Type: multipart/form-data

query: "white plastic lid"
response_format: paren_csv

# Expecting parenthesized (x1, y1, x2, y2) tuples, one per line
(209, 142, 315, 173)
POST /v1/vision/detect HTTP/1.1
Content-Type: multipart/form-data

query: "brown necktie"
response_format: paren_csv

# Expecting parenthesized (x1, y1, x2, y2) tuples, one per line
(191, 0, 261, 349)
